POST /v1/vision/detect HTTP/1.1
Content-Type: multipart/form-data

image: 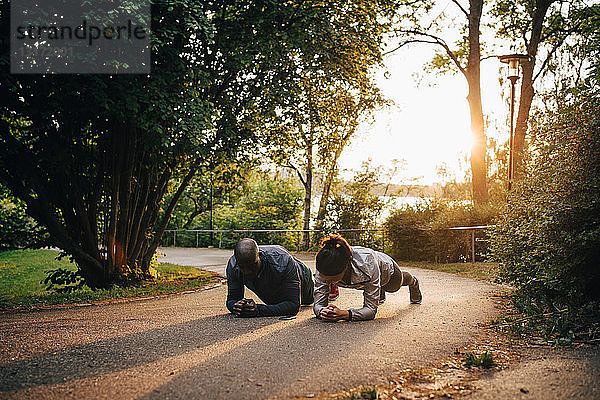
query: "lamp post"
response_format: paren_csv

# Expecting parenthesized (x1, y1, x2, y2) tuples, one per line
(209, 174, 214, 247)
(498, 54, 529, 190)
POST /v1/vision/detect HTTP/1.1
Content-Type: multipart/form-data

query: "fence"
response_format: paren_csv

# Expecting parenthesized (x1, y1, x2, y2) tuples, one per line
(387, 225, 493, 263)
(162, 225, 493, 262)
(161, 228, 386, 253)
(446, 225, 491, 263)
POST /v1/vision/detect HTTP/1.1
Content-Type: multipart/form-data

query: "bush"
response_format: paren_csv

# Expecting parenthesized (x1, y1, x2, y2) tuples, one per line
(386, 200, 500, 262)
(163, 173, 304, 249)
(0, 186, 47, 250)
(488, 89, 600, 339)
(322, 162, 386, 251)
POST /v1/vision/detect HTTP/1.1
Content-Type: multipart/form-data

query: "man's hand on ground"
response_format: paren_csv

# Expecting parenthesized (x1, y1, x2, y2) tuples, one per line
(320, 305, 349, 322)
(232, 299, 246, 315)
(233, 298, 258, 317)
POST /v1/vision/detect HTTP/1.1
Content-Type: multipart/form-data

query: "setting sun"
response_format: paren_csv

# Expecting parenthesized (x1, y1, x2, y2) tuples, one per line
(340, 48, 506, 186)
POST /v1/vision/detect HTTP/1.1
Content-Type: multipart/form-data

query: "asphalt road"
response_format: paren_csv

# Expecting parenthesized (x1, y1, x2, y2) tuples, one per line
(0, 247, 500, 399)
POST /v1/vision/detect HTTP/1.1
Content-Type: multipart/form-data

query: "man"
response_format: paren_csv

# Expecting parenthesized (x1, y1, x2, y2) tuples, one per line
(226, 238, 314, 317)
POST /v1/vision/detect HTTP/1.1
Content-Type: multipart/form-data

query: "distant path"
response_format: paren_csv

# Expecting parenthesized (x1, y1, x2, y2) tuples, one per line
(0, 248, 500, 399)
(156, 246, 316, 275)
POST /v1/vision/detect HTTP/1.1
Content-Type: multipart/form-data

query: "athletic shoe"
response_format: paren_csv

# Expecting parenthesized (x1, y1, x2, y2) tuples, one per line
(379, 290, 386, 305)
(328, 283, 339, 301)
(409, 277, 422, 304)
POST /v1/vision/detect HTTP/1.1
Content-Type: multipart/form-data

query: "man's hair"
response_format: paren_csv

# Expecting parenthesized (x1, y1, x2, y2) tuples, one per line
(234, 238, 259, 273)
(315, 234, 352, 276)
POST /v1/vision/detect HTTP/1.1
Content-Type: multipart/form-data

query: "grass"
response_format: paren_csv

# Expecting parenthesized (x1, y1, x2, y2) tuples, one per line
(462, 351, 496, 369)
(0, 249, 222, 310)
(399, 261, 498, 281)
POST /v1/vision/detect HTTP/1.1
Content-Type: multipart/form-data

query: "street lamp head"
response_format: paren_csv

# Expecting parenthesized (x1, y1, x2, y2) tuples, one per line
(498, 54, 530, 81)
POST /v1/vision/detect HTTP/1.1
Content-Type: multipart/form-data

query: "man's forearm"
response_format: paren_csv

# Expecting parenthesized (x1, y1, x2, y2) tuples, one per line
(257, 300, 300, 317)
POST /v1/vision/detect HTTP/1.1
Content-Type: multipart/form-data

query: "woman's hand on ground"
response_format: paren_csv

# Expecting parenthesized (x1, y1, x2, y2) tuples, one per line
(320, 305, 349, 321)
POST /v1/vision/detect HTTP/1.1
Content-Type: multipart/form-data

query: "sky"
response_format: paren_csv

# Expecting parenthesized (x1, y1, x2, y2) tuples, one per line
(338, 43, 511, 186)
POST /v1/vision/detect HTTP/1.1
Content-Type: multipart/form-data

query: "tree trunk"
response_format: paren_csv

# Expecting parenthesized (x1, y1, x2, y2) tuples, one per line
(512, 0, 554, 181)
(315, 137, 348, 231)
(302, 141, 313, 250)
(315, 164, 334, 232)
(466, 0, 488, 205)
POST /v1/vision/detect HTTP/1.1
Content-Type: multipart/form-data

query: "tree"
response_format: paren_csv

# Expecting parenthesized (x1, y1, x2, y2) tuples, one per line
(166, 158, 251, 230)
(1, 0, 382, 287)
(268, 78, 385, 248)
(323, 161, 385, 249)
(314, 83, 386, 232)
(171, 171, 303, 249)
(0, 184, 47, 250)
(324, 162, 384, 232)
(393, 0, 488, 204)
(492, 0, 595, 180)
(262, 0, 395, 249)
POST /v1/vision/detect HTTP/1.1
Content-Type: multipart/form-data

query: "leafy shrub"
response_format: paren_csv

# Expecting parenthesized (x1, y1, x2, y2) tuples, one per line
(322, 162, 385, 251)
(488, 89, 600, 339)
(463, 351, 495, 369)
(386, 200, 500, 262)
(164, 173, 303, 249)
(0, 186, 47, 250)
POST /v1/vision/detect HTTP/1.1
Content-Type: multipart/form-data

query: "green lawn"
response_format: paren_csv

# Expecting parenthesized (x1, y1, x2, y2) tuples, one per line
(0, 249, 222, 310)
(399, 261, 499, 281)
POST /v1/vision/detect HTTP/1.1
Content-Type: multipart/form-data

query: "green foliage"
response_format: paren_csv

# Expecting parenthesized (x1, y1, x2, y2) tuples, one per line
(580, 4, 600, 85)
(0, 249, 220, 310)
(463, 351, 495, 369)
(322, 162, 385, 250)
(325, 162, 384, 231)
(1, 0, 399, 287)
(491, 0, 595, 91)
(43, 268, 85, 293)
(386, 200, 500, 262)
(166, 160, 252, 230)
(488, 89, 600, 339)
(0, 186, 47, 250)
(164, 172, 303, 249)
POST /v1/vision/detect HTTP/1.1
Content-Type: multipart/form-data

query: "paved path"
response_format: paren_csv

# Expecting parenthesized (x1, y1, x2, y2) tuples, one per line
(156, 247, 315, 275)
(0, 248, 500, 399)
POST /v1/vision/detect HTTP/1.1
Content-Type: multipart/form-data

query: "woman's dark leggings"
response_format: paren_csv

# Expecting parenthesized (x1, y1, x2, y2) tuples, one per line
(381, 263, 415, 293)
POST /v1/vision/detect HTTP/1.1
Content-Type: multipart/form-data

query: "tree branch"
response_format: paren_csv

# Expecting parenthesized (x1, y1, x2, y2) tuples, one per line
(285, 162, 306, 187)
(394, 30, 467, 76)
(450, 0, 469, 17)
(532, 37, 564, 83)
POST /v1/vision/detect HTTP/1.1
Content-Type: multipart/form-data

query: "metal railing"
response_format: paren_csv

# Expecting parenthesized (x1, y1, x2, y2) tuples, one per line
(446, 225, 493, 262)
(162, 228, 386, 252)
(162, 225, 494, 262)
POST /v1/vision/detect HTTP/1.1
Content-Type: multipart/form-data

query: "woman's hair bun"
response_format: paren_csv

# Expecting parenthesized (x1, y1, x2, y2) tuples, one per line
(321, 235, 346, 249)
(322, 235, 342, 249)
(316, 234, 352, 276)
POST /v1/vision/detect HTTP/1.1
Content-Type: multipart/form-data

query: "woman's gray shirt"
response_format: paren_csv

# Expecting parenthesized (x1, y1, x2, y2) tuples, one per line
(313, 246, 400, 321)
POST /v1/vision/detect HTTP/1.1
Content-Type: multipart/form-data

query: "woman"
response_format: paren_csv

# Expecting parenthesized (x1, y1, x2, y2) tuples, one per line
(314, 235, 422, 322)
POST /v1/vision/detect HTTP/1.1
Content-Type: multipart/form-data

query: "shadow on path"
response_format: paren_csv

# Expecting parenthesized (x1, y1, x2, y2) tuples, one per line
(0, 314, 278, 392)
(142, 307, 419, 399)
